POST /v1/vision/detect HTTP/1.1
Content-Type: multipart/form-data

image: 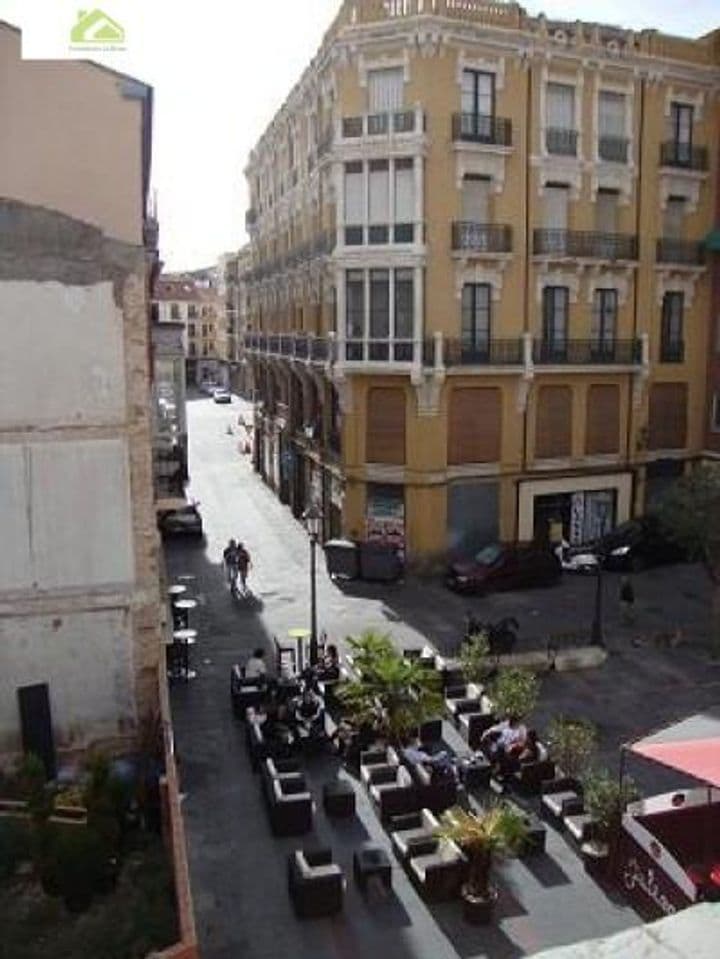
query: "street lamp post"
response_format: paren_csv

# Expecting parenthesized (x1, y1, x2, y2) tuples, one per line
(590, 555, 605, 647)
(303, 503, 323, 666)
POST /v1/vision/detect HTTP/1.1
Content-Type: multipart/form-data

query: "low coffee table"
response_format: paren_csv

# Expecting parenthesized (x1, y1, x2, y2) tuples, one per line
(323, 779, 356, 817)
(353, 847, 392, 897)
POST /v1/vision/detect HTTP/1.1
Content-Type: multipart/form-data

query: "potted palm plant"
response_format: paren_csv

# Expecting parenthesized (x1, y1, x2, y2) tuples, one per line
(337, 630, 443, 746)
(436, 804, 528, 924)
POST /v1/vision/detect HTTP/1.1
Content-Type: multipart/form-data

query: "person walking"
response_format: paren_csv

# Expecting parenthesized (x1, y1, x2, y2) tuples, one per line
(236, 542, 252, 594)
(620, 576, 635, 626)
(223, 539, 239, 592)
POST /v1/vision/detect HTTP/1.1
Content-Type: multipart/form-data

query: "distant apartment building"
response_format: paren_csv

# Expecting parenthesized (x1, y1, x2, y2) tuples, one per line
(243, 0, 720, 564)
(0, 21, 162, 767)
(155, 275, 227, 387)
(218, 246, 253, 395)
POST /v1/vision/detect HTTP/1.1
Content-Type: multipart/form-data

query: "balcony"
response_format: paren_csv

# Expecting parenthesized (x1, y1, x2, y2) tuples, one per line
(445, 338, 523, 366)
(452, 221, 513, 254)
(660, 142, 708, 171)
(244, 332, 332, 364)
(344, 222, 419, 246)
(598, 136, 629, 163)
(533, 229, 638, 261)
(452, 113, 512, 147)
(660, 340, 685, 363)
(533, 339, 641, 365)
(341, 110, 419, 139)
(546, 128, 578, 156)
(344, 339, 414, 363)
(656, 238, 706, 265)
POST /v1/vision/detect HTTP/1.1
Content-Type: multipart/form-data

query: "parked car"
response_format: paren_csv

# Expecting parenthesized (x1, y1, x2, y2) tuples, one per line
(213, 388, 232, 404)
(158, 502, 203, 538)
(446, 543, 561, 594)
(199, 380, 218, 395)
(595, 516, 685, 571)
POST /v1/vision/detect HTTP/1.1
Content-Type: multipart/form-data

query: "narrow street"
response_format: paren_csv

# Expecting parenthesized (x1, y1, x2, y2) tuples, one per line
(165, 394, 720, 959)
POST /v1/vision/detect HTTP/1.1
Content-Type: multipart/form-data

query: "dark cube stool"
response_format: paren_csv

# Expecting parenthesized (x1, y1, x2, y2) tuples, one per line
(323, 780, 356, 818)
(460, 755, 491, 790)
(353, 846, 392, 896)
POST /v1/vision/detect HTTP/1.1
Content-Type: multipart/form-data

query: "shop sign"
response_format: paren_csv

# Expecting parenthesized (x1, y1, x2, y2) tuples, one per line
(614, 834, 690, 921)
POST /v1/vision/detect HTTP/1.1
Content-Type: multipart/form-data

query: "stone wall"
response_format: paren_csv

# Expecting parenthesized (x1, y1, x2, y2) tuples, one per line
(0, 199, 163, 763)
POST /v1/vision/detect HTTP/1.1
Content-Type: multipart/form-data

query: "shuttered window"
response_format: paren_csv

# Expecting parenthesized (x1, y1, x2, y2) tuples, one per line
(586, 384, 620, 455)
(462, 176, 491, 222)
(448, 388, 502, 465)
(367, 388, 406, 464)
(648, 383, 687, 450)
(368, 68, 404, 113)
(536, 385, 572, 459)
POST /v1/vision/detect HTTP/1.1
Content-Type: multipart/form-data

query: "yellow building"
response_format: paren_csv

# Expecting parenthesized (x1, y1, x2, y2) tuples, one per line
(243, 0, 720, 567)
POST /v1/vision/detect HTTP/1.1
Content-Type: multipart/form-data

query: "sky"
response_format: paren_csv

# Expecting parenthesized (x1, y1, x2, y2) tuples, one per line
(2, 1, 718, 271)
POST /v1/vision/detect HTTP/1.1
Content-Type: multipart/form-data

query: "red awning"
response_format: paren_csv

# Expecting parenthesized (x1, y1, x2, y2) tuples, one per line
(628, 710, 720, 788)
(631, 739, 720, 789)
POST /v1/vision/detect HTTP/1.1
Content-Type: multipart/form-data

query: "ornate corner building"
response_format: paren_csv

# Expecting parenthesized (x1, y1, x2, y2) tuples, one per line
(242, 0, 720, 565)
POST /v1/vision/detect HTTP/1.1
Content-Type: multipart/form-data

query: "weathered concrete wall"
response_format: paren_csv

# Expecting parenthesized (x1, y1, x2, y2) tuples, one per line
(0, 439, 134, 592)
(0, 280, 126, 428)
(0, 609, 135, 755)
(0, 199, 163, 763)
(0, 23, 144, 246)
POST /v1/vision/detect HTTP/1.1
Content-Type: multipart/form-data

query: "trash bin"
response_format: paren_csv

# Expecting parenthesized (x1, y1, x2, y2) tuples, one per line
(358, 542, 403, 582)
(324, 539, 359, 581)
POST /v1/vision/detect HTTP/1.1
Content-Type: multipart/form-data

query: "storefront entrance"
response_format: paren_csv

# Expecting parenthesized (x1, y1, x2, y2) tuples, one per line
(533, 488, 616, 546)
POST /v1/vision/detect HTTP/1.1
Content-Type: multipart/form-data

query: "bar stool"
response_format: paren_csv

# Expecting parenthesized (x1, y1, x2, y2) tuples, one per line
(173, 597, 197, 630)
(173, 628, 198, 681)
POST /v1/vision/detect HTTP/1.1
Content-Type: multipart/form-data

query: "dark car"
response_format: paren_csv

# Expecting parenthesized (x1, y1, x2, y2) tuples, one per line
(446, 543, 561, 594)
(158, 502, 203, 538)
(595, 517, 685, 571)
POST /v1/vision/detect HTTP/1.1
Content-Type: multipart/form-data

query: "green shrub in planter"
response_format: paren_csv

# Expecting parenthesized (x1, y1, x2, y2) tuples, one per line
(582, 769, 640, 842)
(41, 825, 115, 913)
(460, 632, 492, 685)
(489, 668, 539, 721)
(546, 716, 598, 780)
(0, 818, 31, 881)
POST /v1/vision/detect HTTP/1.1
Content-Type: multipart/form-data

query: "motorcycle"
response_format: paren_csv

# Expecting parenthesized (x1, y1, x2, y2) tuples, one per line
(463, 613, 519, 657)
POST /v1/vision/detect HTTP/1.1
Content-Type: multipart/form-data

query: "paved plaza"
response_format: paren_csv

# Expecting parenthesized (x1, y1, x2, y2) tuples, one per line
(166, 395, 720, 958)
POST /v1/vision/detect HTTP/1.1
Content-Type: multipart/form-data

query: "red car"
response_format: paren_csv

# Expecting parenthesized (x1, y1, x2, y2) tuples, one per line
(446, 543, 561, 594)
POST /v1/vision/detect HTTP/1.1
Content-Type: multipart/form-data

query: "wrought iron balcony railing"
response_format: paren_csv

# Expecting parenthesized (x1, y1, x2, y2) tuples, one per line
(546, 128, 578, 156)
(452, 112, 512, 146)
(533, 339, 641, 365)
(533, 229, 638, 260)
(452, 221, 513, 253)
(656, 238, 706, 265)
(660, 340, 685, 363)
(598, 136, 629, 163)
(445, 338, 524, 366)
(344, 339, 415, 363)
(660, 141, 708, 171)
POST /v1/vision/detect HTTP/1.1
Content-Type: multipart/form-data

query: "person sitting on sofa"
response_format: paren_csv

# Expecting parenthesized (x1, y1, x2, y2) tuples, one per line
(289, 685, 326, 742)
(403, 736, 457, 783)
(480, 715, 527, 778)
